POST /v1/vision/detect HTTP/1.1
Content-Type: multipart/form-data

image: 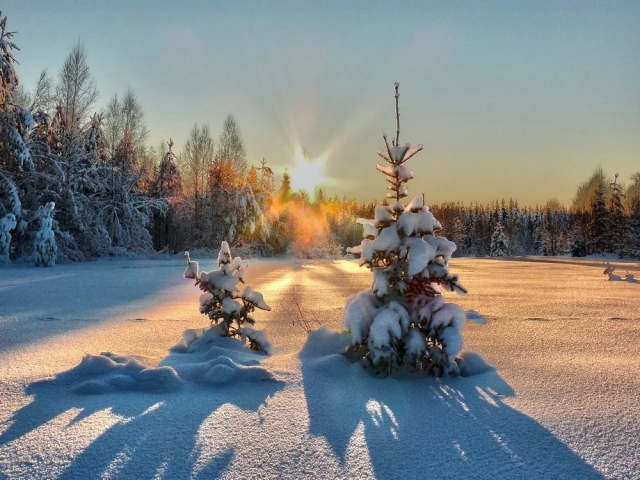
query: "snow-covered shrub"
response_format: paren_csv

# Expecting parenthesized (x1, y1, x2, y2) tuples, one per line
(0, 212, 16, 263)
(184, 241, 272, 353)
(344, 83, 484, 377)
(33, 201, 57, 267)
(0, 173, 21, 263)
(1, 12, 35, 171)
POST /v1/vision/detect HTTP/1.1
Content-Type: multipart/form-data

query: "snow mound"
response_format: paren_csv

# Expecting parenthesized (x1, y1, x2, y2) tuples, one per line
(171, 354, 275, 385)
(302, 327, 492, 379)
(456, 351, 495, 377)
(71, 352, 182, 394)
(65, 325, 277, 394)
(171, 323, 273, 356)
(299, 326, 352, 360)
(166, 325, 277, 385)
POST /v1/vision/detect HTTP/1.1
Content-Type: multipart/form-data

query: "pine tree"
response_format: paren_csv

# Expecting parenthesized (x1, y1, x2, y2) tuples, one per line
(609, 173, 626, 257)
(278, 169, 292, 203)
(344, 84, 479, 377)
(489, 223, 509, 257)
(590, 180, 610, 254)
(541, 200, 568, 257)
(183, 242, 272, 353)
(153, 138, 183, 251)
(628, 195, 640, 258)
(0, 11, 34, 171)
(33, 202, 56, 266)
(156, 139, 182, 198)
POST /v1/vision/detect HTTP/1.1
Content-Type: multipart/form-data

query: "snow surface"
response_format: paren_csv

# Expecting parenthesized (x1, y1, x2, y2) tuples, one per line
(1, 257, 639, 479)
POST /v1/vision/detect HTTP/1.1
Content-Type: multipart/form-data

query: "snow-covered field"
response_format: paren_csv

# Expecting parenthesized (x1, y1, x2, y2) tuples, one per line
(0, 257, 638, 479)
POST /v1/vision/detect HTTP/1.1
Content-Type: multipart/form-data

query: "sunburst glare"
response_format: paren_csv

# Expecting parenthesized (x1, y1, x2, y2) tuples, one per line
(288, 147, 331, 194)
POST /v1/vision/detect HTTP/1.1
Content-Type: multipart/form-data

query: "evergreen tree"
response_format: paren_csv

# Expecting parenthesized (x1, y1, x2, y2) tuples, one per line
(628, 195, 640, 258)
(153, 138, 183, 251)
(625, 174, 640, 257)
(344, 83, 478, 377)
(609, 173, 626, 257)
(278, 169, 292, 203)
(0, 11, 34, 171)
(489, 223, 509, 257)
(0, 212, 15, 263)
(33, 201, 56, 267)
(541, 200, 568, 257)
(183, 242, 272, 353)
(590, 180, 610, 254)
(0, 173, 18, 257)
(572, 167, 610, 253)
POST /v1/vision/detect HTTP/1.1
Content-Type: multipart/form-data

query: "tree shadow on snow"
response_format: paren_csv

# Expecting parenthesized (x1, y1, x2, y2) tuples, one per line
(0, 260, 188, 352)
(300, 327, 604, 479)
(0, 337, 284, 480)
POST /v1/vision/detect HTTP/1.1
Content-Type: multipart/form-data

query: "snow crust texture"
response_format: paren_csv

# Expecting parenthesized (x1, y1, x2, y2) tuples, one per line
(0, 258, 638, 479)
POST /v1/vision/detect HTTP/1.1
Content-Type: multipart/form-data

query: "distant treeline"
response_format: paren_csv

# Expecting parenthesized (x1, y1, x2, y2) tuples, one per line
(1, 12, 639, 264)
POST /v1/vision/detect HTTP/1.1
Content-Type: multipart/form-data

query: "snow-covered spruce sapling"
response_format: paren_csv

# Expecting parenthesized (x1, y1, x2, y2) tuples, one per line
(344, 83, 483, 377)
(184, 242, 272, 353)
(33, 202, 57, 267)
(0, 213, 16, 263)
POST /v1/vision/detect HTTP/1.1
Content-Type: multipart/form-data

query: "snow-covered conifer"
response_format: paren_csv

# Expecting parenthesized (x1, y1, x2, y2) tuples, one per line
(33, 201, 56, 267)
(0, 212, 16, 263)
(590, 181, 610, 254)
(344, 84, 482, 377)
(628, 193, 640, 258)
(609, 173, 626, 257)
(0, 12, 34, 171)
(489, 223, 509, 257)
(0, 172, 20, 263)
(184, 242, 272, 353)
(156, 138, 182, 198)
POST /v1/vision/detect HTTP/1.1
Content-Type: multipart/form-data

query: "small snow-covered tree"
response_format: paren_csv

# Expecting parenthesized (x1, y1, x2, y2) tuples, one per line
(344, 84, 482, 377)
(33, 201, 56, 266)
(0, 11, 34, 171)
(184, 242, 272, 353)
(0, 212, 16, 263)
(490, 223, 509, 257)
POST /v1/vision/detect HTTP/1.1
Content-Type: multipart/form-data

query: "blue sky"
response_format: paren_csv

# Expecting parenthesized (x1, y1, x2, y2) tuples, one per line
(5, 1, 640, 206)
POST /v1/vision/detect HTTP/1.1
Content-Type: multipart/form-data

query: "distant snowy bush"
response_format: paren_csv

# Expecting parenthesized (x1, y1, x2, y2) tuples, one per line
(184, 241, 272, 354)
(344, 84, 485, 377)
(0, 212, 16, 264)
(33, 202, 57, 267)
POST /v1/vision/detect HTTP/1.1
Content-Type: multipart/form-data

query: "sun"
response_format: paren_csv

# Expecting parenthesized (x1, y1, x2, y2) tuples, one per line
(288, 148, 330, 194)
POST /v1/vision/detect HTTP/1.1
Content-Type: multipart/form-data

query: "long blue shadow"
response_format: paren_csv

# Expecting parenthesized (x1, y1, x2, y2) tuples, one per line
(300, 328, 604, 479)
(0, 361, 283, 479)
(0, 259, 186, 351)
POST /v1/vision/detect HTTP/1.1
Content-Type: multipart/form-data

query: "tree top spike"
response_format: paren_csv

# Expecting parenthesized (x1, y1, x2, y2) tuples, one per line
(168, 138, 174, 151)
